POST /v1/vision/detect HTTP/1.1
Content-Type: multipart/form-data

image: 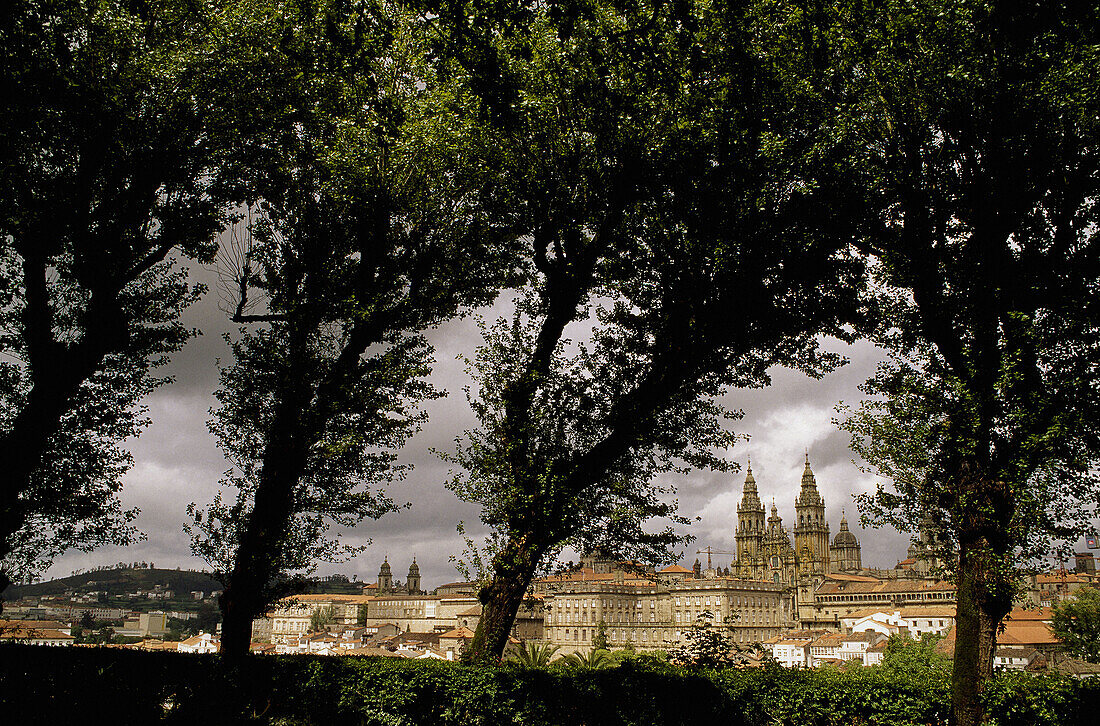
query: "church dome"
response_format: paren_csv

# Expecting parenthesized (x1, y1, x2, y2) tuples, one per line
(408, 558, 420, 576)
(379, 558, 392, 575)
(832, 514, 859, 547)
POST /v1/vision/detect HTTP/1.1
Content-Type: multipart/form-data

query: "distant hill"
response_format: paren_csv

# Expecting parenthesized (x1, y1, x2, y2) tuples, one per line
(2, 567, 223, 601)
(2, 566, 365, 601)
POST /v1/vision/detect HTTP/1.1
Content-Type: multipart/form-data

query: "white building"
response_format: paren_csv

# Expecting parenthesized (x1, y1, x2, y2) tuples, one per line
(840, 606, 954, 637)
(177, 631, 219, 654)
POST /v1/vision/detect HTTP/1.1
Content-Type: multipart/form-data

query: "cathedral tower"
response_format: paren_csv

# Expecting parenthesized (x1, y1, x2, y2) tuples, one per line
(378, 557, 393, 594)
(829, 511, 862, 572)
(407, 557, 421, 595)
(793, 455, 830, 573)
(735, 461, 766, 563)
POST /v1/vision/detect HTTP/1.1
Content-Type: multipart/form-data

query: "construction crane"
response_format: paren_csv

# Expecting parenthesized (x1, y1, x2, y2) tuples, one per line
(696, 547, 737, 570)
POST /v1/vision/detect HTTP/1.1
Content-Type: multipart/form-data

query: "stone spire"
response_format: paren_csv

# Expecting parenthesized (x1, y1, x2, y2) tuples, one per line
(767, 501, 783, 531)
(735, 458, 767, 562)
(741, 459, 762, 507)
(378, 556, 393, 594)
(797, 454, 823, 506)
(406, 556, 421, 595)
(794, 454, 829, 573)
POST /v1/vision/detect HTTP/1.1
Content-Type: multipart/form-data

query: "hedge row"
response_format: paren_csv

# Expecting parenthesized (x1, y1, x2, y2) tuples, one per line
(0, 645, 1094, 725)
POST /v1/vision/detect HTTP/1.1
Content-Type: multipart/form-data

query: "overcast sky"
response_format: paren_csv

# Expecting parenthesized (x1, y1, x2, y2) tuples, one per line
(44, 259, 917, 589)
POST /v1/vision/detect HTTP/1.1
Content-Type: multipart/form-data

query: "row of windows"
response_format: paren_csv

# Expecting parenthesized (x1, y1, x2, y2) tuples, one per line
(554, 593, 779, 612)
(817, 592, 953, 603)
(554, 627, 773, 644)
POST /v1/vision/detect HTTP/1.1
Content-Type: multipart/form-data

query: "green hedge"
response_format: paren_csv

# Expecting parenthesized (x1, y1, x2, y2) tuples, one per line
(0, 645, 1094, 725)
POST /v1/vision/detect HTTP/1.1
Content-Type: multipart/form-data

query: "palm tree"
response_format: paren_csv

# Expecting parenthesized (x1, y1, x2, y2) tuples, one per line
(508, 641, 561, 668)
(564, 648, 614, 669)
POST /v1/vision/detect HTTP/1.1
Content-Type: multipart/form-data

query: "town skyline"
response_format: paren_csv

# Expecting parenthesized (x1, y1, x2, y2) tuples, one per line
(33, 265, 925, 590)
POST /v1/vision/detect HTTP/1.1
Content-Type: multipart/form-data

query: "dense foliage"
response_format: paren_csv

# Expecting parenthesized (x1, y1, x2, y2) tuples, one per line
(448, 0, 866, 662)
(184, 0, 518, 656)
(0, 0, 250, 593)
(828, 1, 1100, 722)
(1051, 586, 1100, 663)
(1, 645, 1096, 726)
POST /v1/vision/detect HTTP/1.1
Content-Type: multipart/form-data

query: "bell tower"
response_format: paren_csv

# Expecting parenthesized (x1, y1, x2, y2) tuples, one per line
(407, 557, 421, 595)
(378, 557, 393, 594)
(793, 454, 830, 574)
(735, 460, 766, 564)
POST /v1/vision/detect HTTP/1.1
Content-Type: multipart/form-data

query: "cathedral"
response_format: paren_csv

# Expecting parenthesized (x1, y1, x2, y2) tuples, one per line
(731, 455, 862, 585)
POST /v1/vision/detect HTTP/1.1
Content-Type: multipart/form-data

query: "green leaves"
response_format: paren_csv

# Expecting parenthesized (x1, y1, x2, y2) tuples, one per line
(1051, 586, 1100, 663)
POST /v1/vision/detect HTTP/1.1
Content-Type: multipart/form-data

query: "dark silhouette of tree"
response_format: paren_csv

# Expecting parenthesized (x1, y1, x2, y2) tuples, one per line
(447, 0, 865, 662)
(187, 0, 519, 658)
(0, 0, 273, 599)
(829, 2, 1100, 723)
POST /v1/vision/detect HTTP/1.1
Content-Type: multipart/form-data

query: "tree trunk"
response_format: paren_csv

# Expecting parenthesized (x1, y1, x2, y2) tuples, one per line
(0, 358, 105, 612)
(218, 389, 311, 659)
(467, 537, 542, 663)
(952, 537, 1010, 726)
(218, 442, 306, 659)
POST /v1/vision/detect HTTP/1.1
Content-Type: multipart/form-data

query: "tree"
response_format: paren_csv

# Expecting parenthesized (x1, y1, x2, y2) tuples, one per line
(1052, 586, 1100, 663)
(0, 0, 276, 598)
(829, 2, 1100, 723)
(592, 621, 609, 652)
(187, 0, 517, 658)
(669, 610, 749, 668)
(448, 0, 865, 662)
(563, 648, 614, 670)
(309, 605, 337, 634)
(507, 641, 561, 668)
(880, 633, 952, 678)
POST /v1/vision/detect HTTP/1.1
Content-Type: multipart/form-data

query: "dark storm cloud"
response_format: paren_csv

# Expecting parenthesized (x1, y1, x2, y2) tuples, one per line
(46, 266, 911, 588)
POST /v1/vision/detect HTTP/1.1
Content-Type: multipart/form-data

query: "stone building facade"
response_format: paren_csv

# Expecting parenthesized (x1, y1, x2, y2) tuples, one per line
(730, 456, 868, 627)
(539, 566, 789, 655)
(732, 457, 863, 583)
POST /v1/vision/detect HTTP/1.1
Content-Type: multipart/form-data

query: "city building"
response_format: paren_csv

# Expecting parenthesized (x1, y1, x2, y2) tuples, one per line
(537, 564, 790, 655)
(266, 594, 372, 645)
(375, 557, 424, 596)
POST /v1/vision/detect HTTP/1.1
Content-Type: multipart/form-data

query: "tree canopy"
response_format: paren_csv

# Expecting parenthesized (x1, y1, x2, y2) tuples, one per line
(828, 1, 1100, 722)
(185, 0, 519, 657)
(447, 0, 866, 662)
(1051, 587, 1100, 663)
(0, 0, 268, 594)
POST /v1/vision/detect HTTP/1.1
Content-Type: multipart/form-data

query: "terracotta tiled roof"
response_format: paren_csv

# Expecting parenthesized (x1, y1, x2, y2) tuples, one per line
(999, 621, 1059, 647)
(817, 578, 955, 595)
(438, 626, 476, 640)
(825, 573, 882, 583)
(1004, 607, 1054, 622)
(1036, 572, 1091, 584)
(276, 593, 374, 604)
(0, 626, 72, 640)
(339, 646, 404, 657)
(934, 619, 1061, 657)
(0, 619, 68, 630)
(811, 633, 846, 647)
(659, 565, 694, 574)
(842, 605, 956, 620)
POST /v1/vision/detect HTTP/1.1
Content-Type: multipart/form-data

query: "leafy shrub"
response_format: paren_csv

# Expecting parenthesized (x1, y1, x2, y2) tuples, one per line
(0, 644, 1094, 725)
